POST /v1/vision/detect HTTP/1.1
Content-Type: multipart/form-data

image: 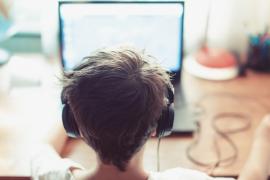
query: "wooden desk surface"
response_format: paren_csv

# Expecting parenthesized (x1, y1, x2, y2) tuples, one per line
(0, 54, 270, 178)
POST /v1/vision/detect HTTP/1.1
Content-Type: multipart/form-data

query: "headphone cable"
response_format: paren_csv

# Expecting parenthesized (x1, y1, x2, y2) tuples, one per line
(157, 137, 162, 172)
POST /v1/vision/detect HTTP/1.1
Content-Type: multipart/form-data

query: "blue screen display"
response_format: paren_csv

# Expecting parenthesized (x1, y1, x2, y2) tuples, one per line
(60, 3, 184, 72)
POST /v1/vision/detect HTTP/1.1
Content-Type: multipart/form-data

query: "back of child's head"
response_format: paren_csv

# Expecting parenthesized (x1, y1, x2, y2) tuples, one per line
(62, 46, 171, 171)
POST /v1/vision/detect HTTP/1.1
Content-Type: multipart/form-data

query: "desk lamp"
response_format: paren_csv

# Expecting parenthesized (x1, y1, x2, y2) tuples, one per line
(184, 0, 238, 80)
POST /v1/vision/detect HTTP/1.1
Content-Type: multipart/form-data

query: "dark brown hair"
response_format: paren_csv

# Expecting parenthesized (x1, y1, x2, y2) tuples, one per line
(61, 46, 171, 171)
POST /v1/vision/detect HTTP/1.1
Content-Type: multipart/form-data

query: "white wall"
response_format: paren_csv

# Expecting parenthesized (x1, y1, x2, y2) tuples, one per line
(9, 0, 270, 56)
(184, 0, 270, 54)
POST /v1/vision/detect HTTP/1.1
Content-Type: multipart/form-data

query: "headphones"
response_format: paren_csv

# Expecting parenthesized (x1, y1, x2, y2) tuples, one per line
(61, 85, 174, 138)
(156, 86, 175, 137)
(61, 91, 81, 138)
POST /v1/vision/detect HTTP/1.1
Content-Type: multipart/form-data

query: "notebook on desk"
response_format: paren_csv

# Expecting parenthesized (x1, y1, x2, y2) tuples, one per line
(58, 0, 196, 133)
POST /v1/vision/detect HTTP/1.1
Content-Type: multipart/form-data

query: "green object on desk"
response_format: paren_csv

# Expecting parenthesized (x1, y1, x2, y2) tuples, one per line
(0, 15, 42, 53)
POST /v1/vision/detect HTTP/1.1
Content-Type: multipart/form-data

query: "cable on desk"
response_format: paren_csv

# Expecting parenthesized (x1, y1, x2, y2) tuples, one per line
(186, 112, 251, 174)
(185, 92, 259, 175)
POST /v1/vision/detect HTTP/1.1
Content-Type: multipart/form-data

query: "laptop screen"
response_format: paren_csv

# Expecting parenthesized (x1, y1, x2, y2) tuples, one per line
(59, 2, 184, 73)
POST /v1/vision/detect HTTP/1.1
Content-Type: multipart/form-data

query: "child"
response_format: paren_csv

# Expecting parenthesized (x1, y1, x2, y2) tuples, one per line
(31, 46, 269, 180)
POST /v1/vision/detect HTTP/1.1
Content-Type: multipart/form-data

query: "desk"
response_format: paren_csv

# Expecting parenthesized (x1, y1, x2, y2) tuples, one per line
(62, 70, 270, 177)
(0, 54, 269, 178)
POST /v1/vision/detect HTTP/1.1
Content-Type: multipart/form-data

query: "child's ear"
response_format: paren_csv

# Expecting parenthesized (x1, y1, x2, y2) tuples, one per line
(151, 130, 156, 137)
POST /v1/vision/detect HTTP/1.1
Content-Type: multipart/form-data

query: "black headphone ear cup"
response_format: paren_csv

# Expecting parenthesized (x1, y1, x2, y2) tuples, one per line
(62, 104, 80, 138)
(167, 104, 175, 132)
(156, 85, 175, 138)
(156, 108, 167, 137)
(156, 104, 174, 137)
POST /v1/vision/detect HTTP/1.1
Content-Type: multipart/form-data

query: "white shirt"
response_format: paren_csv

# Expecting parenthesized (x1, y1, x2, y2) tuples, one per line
(148, 168, 234, 180)
(31, 145, 235, 180)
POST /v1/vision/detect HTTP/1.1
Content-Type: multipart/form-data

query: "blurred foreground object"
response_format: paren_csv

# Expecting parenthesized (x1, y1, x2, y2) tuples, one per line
(0, 0, 13, 41)
(0, 0, 11, 95)
(246, 30, 270, 72)
(0, 0, 9, 21)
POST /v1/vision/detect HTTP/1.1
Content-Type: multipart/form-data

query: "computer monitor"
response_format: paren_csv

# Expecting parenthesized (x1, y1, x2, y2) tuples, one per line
(58, 1, 184, 83)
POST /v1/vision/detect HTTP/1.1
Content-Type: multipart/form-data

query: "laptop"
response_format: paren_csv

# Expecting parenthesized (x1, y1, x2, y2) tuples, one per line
(58, 1, 196, 133)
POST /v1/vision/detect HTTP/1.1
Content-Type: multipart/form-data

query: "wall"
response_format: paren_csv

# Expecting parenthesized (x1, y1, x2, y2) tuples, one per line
(184, 0, 270, 54)
(1, 0, 270, 56)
